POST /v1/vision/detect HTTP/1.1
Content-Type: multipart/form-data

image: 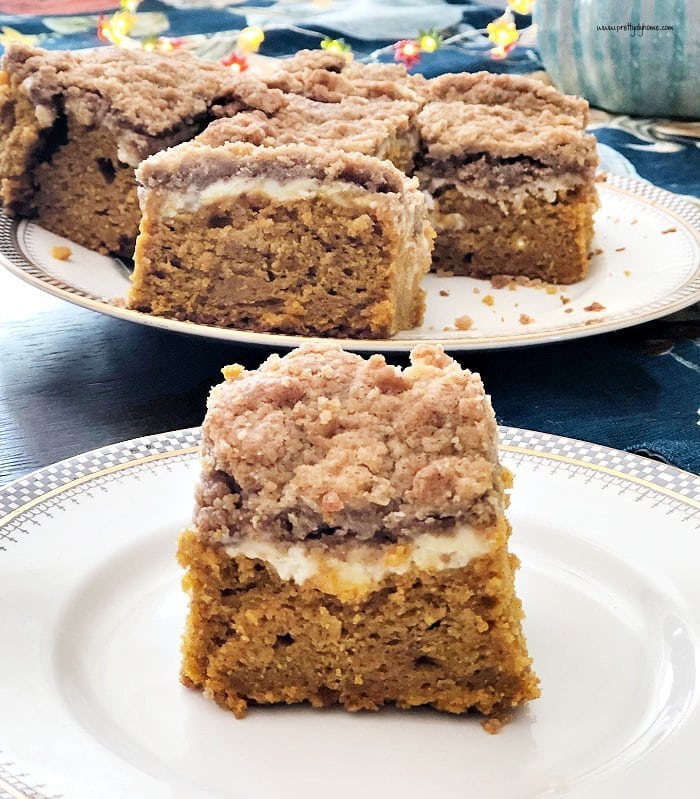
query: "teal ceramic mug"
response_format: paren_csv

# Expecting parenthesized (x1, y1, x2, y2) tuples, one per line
(534, 0, 699, 117)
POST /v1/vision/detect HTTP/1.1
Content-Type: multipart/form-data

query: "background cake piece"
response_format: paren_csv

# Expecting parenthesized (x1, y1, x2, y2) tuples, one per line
(207, 91, 420, 172)
(128, 142, 432, 337)
(416, 71, 599, 283)
(178, 343, 539, 721)
(0, 44, 281, 256)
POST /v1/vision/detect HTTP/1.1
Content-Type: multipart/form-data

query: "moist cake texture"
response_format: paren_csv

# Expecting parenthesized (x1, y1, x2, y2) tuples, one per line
(128, 141, 433, 337)
(0, 43, 279, 255)
(416, 71, 599, 281)
(178, 343, 540, 722)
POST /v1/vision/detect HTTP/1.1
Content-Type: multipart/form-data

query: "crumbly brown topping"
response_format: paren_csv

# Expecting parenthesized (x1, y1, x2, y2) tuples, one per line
(2, 43, 278, 138)
(137, 140, 413, 194)
(195, 344, 503, 545)
(417, 102, 598, 171)
(265, 49, 425, 103)
(425, 71, 589, 126)
(203, 92, 417, 155)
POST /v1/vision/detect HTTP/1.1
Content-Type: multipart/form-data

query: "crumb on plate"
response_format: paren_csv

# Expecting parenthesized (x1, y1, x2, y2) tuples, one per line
(454, 314, 473, 331)
(51, 245, 72, 260)
(584, 301, 605, 312)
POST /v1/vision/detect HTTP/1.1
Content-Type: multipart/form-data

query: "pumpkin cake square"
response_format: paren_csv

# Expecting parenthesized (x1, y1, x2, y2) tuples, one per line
(178, 343, 539, 723)
(128, 141, 433, 337)
(0, 43, 280, 256)
(416, 71, 599, 282)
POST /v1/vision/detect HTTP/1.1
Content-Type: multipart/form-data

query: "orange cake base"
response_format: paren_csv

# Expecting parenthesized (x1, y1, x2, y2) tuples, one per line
(177, 523, 540, 722)
(430, 188, 598, 283)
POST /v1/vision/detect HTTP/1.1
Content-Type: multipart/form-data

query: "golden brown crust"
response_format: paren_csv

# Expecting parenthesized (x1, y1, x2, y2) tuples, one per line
(177, 527, 540, 720)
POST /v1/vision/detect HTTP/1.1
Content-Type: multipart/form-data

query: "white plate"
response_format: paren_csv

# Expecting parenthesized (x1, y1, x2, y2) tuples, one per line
(0, 174, 698, 351)
(1, 428, 699, 799)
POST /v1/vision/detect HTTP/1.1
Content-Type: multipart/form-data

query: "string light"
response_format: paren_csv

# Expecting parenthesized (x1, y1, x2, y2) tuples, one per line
(393, 39, 421, 68)
(320, 36, 351, 54)
(97, 10, 137, 47)
(95, 2, 535, 64)
(237, 26, 265, 53)
(221, 52, 249, 72)
(490, 42, 517, 60)
(507, 0, 535, 14)
(418, 29, 442, 53)
(487, 13, 519, 48)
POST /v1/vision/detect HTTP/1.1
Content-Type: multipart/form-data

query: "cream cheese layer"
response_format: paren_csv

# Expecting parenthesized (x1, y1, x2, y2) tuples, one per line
(158, 176, 376, 217)
(223, 524, 493, 600)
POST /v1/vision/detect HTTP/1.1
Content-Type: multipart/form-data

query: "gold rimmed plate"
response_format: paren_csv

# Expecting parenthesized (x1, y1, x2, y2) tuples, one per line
(1, 427, 699, 798)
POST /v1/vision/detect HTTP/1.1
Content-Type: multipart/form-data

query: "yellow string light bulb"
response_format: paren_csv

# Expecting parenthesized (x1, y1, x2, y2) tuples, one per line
(120, 0, 140, 12)
(418, 29, 442, 53)
(110, 10, 136, 40)
(487, 14, 519, 47)
(320, 36, 351, 54)
(507, 0, 535, 14)
(238, 26, 264, 53)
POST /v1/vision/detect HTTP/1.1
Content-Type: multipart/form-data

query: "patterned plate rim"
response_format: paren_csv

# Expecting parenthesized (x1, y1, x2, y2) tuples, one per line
(0, 174, 698, 352)
(1, 425, 699, 798)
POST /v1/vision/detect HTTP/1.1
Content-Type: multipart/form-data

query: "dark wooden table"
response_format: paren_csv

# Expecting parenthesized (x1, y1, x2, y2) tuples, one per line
(1, 265, 698, 486)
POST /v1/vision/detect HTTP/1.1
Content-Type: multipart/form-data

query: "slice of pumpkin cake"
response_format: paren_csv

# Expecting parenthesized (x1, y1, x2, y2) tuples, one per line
(128, 141, 432, 338)
(178, 343, 539, 723)
(416, 71, 599, 282)
(0, 43, 281, 256)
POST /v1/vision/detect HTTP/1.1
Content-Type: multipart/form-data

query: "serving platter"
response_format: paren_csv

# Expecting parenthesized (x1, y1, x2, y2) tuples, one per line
(0, 174, 698, 351)
(1, 427, 699, 799)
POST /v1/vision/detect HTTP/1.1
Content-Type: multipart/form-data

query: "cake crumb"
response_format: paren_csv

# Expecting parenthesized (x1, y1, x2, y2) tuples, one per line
(630, 218, 638, 225)
(436, 268, 455, 277)
(51, 245, 72, 260)
(473, 287, 481, 294)
(583, 301, 605, 312)
(560, 295, 570, 304)
(624, 270, 631, 277)
(587, 247, 603, 258)
(490, 275, 511, 289)
(564, 307, 574, 313)
(594, 172, 608, 183)
(222, 364, 246, 381)
(661, 227, 677, 234)
(482, 714, 512, 734)
(454, 314, 473, 330)
(439, 289, 450, 297)
(615, 246, 626, 252)
(482, 294, 495, 307)
(519, 313, 534, 325)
